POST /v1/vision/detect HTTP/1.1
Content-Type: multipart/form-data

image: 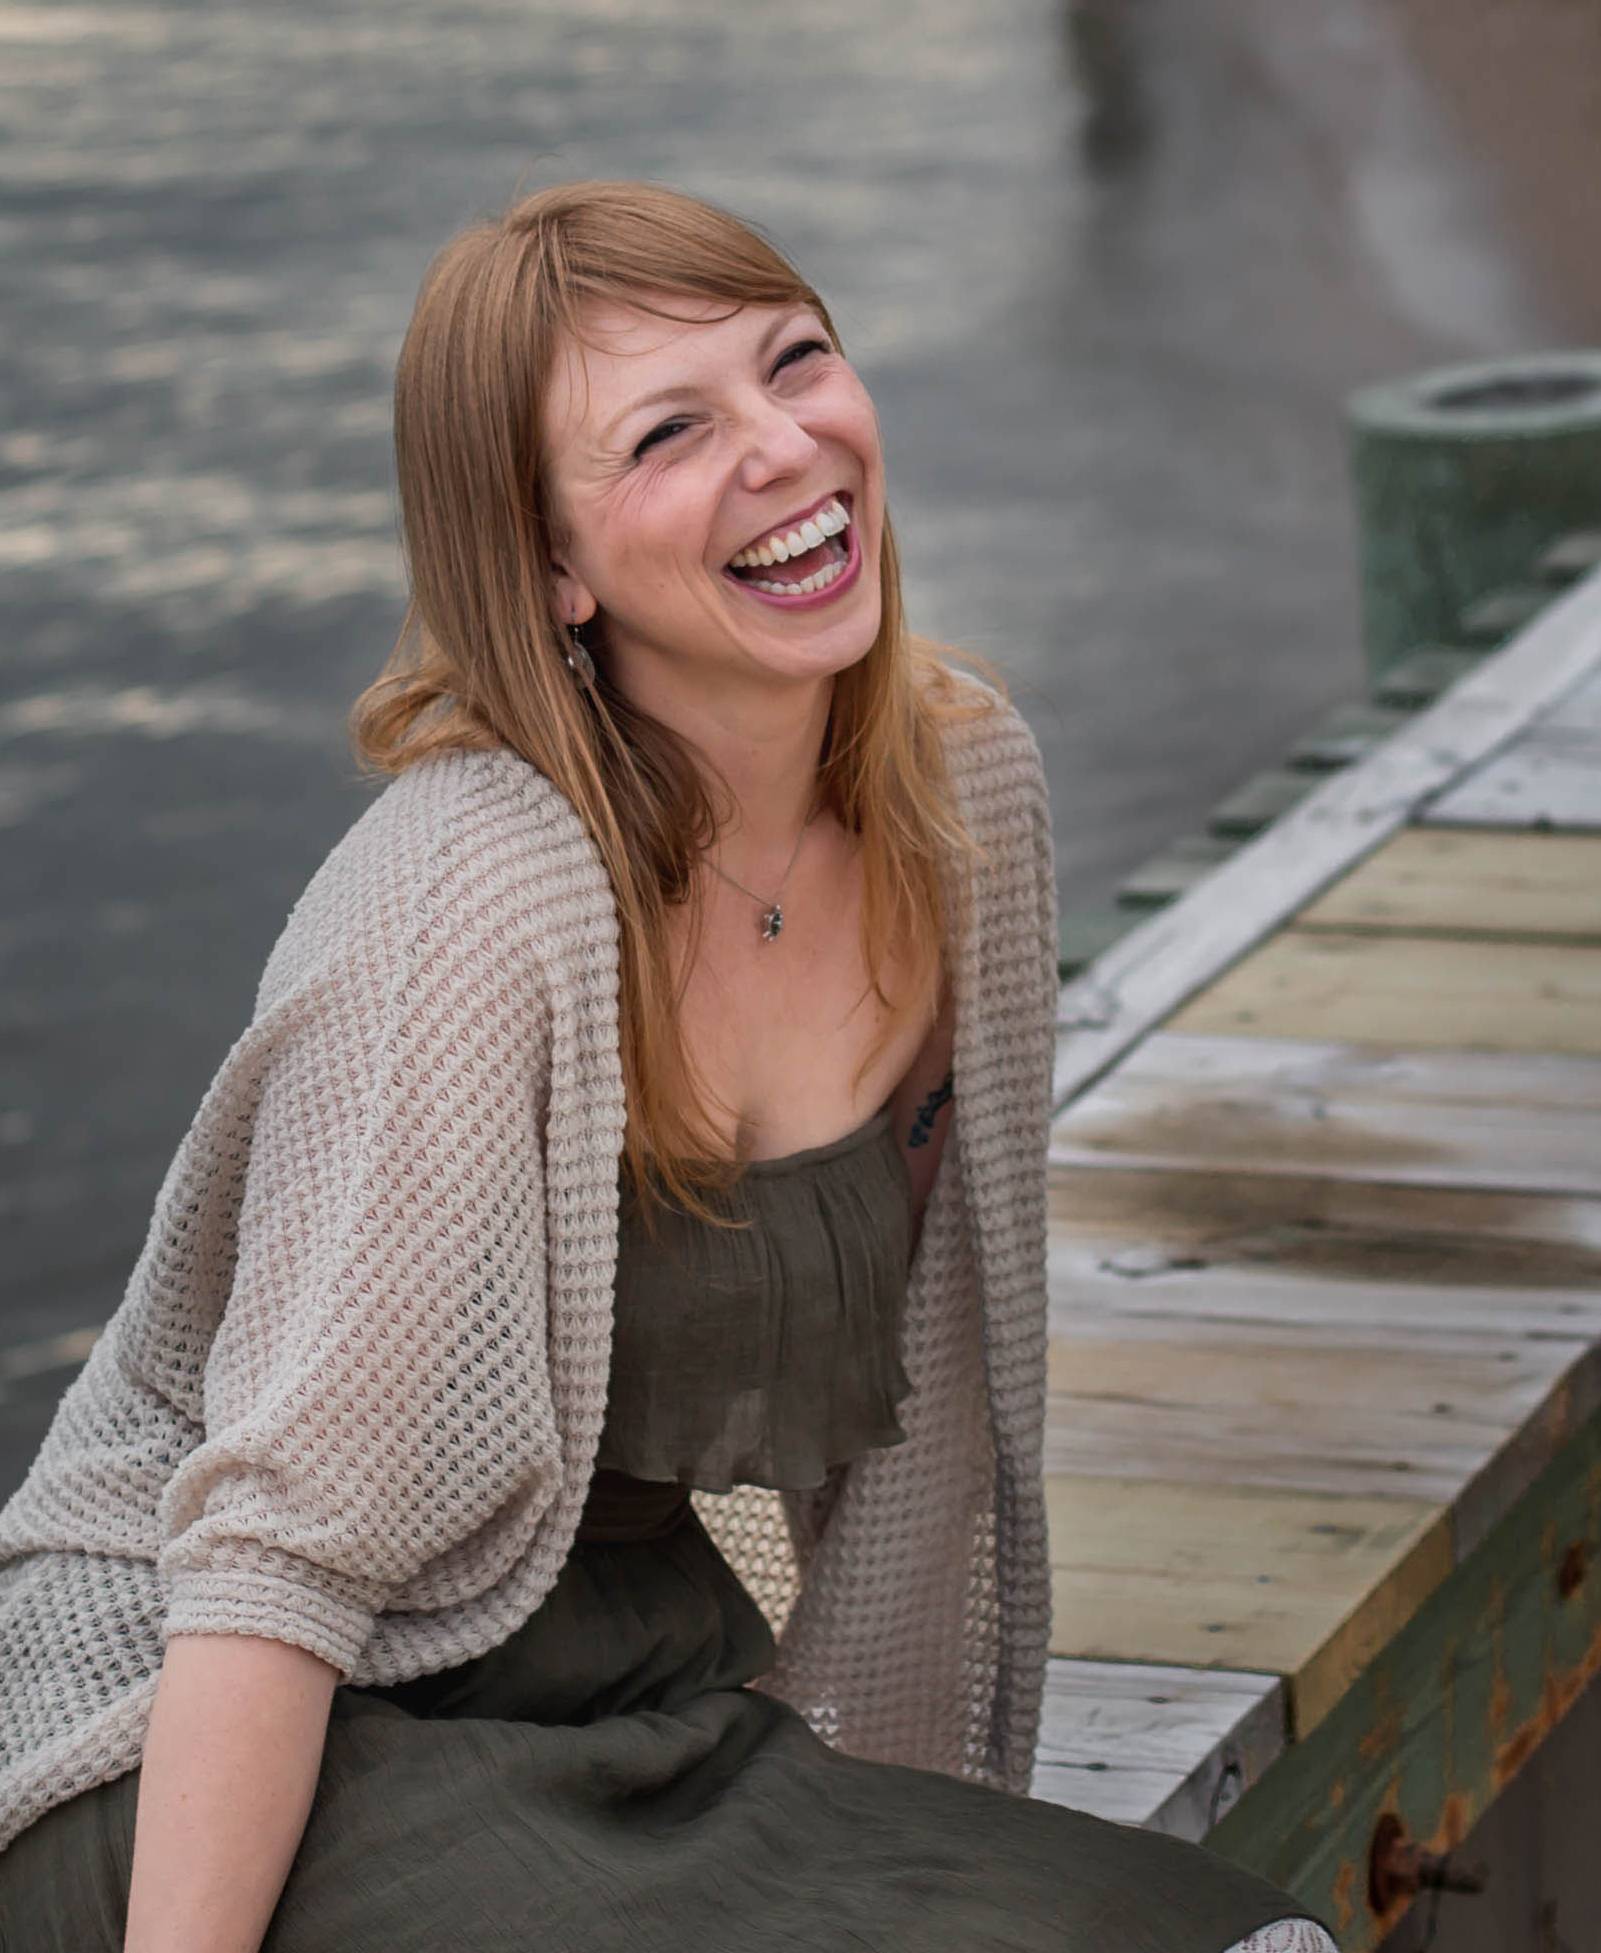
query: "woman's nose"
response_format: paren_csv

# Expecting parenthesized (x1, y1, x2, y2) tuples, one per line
(734, 399, 820, 484)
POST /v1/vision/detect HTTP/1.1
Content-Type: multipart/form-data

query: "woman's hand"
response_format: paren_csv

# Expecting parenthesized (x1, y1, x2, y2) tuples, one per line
(123, 1632, 339, 1953)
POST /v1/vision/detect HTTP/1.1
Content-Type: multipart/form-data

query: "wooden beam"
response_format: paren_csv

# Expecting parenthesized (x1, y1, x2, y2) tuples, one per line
(1045, 1159, 1601, 1290)
(1051, 1034, 1601, 1194)
(1044, 1329, 1596, 1530)
(1043, 1473, 1451, 1738)
(1538, 664, 1601, 731)
(1422, 725, 1601, 830)
(1293, 828, 1601, 941)
(1166, 931, 1601, 1056)
(1053, 566, 1601, 1110)
(1031, 1658, 1286, 1840)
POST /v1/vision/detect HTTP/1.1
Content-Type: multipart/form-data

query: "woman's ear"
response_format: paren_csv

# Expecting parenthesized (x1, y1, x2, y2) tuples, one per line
(551, 562, 598, 632)
(546, 510, 597, 630)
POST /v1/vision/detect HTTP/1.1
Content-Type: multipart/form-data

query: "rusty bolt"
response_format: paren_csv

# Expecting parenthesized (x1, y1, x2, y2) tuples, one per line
(1556, 1540, 1588, 1601)
(1368, 1812, 1488, 1913)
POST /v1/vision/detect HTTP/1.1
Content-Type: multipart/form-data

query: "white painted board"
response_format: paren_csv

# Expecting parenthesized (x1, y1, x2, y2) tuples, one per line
(1030, 1656, 1285, 1839)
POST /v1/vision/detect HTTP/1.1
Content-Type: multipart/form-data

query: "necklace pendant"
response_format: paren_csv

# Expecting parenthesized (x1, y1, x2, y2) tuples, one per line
(760, 903, 784, 942)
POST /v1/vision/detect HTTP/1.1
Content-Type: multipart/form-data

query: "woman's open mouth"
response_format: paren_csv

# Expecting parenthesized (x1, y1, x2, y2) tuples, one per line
(719, 492, 862, 611)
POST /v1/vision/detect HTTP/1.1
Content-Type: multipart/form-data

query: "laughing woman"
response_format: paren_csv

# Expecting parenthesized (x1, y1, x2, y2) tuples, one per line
(0, 182, 1339, 1953)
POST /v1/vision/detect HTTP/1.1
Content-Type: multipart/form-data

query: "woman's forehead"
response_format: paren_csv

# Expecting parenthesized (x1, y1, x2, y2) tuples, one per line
(544, 295, 803, 446)
(576, 290, 743, 355)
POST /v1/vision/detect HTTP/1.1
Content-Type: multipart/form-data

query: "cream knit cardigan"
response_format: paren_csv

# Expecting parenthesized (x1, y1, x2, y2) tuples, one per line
(0, 676, 1061, 1856)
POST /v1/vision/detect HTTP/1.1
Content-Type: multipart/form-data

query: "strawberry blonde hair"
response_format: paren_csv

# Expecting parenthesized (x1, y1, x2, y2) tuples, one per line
(349, 178, 1010, 1233)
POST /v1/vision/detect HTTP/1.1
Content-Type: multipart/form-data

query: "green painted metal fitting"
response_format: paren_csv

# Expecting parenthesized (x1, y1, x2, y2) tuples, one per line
(1371, 644, 1487, 708)
(1347, 352, 1601, 692)
(1117, 833, 1238, 909)
(1058, 904, 1137, 981)
(1287, 701, 1413, 773)
(1457, 584, 1553, 646)
(1207, 769, 1318, 840)
(1536, 530, 1601, 586)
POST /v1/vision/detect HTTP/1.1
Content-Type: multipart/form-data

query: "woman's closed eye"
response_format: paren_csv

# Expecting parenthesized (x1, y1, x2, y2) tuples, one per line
(631, 338, 833, 460)
(774, 336, 830, 374)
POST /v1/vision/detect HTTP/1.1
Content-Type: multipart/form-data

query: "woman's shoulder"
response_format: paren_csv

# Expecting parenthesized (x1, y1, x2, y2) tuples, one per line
(253, 745, 610, 1018)
(339, 742, 583, 855)
(913, 643, 1049, 807)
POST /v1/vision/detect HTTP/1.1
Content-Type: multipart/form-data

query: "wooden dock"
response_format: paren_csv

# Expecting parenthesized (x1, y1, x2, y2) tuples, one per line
(1029, 557, 1601, 1949)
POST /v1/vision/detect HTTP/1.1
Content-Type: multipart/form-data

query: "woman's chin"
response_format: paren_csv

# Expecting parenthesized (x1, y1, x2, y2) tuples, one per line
(719, 568, 881, 672)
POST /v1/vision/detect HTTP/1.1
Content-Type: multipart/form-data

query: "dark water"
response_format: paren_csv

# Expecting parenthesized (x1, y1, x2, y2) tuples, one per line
(1, 0, 1595, 1468)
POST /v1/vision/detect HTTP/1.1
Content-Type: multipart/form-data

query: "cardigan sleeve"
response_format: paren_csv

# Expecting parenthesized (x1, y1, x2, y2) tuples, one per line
(760, 693, 1060, 1792)
(153, 823, 563, 1680)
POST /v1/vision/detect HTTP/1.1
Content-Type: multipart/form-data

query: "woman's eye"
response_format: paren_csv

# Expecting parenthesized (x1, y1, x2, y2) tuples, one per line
(775, 337, 830, 374)
(633, 418, 691, 460)
(630, 341, 829, 460)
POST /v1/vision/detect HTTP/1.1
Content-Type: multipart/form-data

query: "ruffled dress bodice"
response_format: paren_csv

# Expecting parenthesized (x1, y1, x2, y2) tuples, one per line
(590, 1103, 914, 1505)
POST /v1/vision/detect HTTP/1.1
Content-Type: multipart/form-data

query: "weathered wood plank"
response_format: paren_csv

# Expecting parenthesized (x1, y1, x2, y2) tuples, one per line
(1044, 1327, 1601, 1557)
(1293, 828, 1601, 940)
(1535, 663, 1601, 731)
(1051, 1266, 1601, 1372)
(1053, 568, 1601, 1110)
(1043, 1473, 1451, 1737)
(1046, 1249, 1601, 1359)
(1422, 725, 1601, 830)
(1207, 1407, 1601, 1952)
(1031, 1657, 1286, 1840)
(1051, 1034, 1601, 1193)
(1046, 1332, 1580, 1490)
(1046, 1160, 1601, 1293)
(1165, 931, 1601, 1056)
(1049, 1264, 1601, 1352)
(1045, 1141, 1601, 1558)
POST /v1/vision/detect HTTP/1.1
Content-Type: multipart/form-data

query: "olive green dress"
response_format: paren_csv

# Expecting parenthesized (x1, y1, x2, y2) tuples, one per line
(0, 1106, 1333, 1952)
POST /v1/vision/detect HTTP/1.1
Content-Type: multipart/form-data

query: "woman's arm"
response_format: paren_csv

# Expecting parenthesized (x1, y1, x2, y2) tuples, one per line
(123, 1633, 339, 1953)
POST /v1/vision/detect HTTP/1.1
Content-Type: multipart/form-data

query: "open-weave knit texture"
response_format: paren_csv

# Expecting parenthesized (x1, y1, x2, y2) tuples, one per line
(0, 674, 1061, 1857)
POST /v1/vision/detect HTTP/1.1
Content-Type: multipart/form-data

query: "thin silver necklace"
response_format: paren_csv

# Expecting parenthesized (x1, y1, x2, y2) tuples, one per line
(705, 795, 824, 943)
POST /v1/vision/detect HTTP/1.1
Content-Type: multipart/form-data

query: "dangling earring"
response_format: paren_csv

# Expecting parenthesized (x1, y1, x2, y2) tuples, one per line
(563, 619, 597, 691)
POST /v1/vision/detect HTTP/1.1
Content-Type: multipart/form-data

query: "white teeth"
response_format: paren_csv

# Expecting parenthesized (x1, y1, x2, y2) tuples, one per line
(748, 554, 848, 597)
(727, 497, 853, 570)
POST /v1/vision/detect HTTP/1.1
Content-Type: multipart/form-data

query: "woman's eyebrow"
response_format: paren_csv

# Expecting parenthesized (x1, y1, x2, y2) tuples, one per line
(599, 309, 812, 443)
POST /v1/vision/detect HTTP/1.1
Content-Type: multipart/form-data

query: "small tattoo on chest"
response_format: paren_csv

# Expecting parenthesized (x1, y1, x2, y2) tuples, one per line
(908, 1071, 954, 1149)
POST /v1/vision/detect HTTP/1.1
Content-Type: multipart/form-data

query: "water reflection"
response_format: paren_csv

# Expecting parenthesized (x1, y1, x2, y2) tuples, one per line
(1064, 0, 1154, 179)
(0, 0, 1596, 1403)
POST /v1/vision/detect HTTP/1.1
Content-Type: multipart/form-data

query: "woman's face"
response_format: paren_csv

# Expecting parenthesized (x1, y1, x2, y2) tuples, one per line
(541, 292, 885, 698)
